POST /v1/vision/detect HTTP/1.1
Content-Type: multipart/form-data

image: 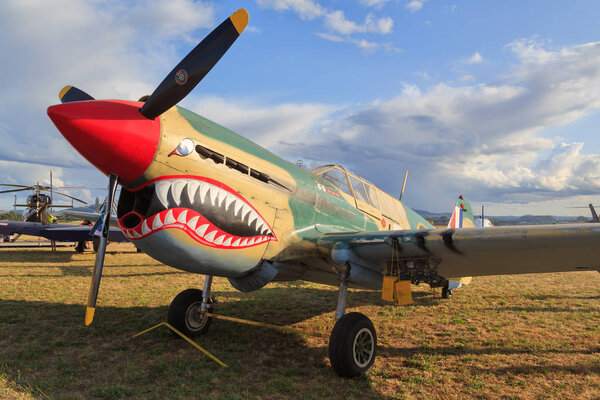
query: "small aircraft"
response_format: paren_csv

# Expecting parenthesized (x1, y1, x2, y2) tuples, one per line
(0, 195, 127, 251)
(0, 177, 87, 224)
(46, 9, 600, 377)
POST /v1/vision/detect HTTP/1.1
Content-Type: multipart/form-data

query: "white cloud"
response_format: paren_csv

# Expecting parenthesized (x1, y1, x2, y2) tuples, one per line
(316, 32, 401, 52)
(256, 0, 325, 20)
(406, 0, 426, 12)
(258, 0, 395, 51)
(261, 39, 600, 210)
(465, 51, 483, 64)
(0, 0, 217, 208)
(189, 97, 339, 148)
(246, 25, 262, 33)
(360, 0, 392, 8)
(414, 71, 430, 80)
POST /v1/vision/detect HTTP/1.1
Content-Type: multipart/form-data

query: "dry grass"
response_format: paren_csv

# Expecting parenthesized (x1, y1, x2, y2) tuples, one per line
(0, 244, 599, 399)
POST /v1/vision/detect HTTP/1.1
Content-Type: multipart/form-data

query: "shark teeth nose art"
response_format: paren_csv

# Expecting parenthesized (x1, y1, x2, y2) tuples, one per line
(117, 176, 276, 249)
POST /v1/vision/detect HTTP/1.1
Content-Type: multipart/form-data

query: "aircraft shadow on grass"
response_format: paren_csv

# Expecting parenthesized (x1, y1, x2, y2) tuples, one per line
(2, 297, 599, 397)
(0, 299, 377, 397)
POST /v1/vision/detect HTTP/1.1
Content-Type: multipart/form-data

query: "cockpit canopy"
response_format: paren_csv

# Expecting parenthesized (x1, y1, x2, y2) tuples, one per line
(311, 164, 405, 223)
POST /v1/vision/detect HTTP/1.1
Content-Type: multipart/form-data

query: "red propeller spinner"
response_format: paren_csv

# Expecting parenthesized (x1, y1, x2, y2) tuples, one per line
(47, 100, 160, 185)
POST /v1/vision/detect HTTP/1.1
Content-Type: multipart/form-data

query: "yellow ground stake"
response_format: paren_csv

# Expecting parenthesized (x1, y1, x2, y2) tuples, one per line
(205, 312, 303, 335)
(132, 322, 228, 368)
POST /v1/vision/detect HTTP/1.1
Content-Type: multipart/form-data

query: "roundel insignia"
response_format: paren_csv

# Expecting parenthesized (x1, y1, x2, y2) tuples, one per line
(168, 138, 194, 157)
(175, 69, 188, 85)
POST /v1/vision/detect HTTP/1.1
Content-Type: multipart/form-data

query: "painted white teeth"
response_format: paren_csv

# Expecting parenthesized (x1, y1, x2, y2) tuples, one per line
(186, 181, 199, 203)
(248, 213, 258, 229)
(241, 205, 252, 219)
(233, 200, 243, 216)
(155, 181, 170, 208)
(224, 195, 235, 211)
(171, 181, 186, 205)
(195, 224, 208, 237)
(204, 231, 216, 242)
(214, 235, 225, 245)
(197, 182, 209, 204)
(152, 214, 163, 230)
(177, 210, 188, 223)
(132, 230, 141, 238)
(187, 216, 199, 230)
(208, 189, 219, 207)
(152, 179, 275, 246)
(164, 210, 176, 224)
(141, 220, 151, 235)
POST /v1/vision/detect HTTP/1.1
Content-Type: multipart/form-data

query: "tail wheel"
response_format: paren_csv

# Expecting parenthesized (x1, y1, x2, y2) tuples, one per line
(328, 312, 377, 378)
(168, 289, 213, 337)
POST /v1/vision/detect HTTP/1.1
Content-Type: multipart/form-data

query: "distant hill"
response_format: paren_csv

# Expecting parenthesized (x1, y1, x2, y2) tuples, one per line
(415, 209, 590, 226)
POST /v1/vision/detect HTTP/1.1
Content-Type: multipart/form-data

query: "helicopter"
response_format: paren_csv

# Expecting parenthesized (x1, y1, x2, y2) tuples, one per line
(0, 172, 87, 224)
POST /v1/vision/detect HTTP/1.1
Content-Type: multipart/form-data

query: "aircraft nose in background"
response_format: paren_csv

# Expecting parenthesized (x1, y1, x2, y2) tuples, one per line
(47, 100, 160, 185)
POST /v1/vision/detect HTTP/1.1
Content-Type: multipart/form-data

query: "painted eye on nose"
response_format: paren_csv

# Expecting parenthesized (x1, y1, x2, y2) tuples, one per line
(168, 138, 194, 157)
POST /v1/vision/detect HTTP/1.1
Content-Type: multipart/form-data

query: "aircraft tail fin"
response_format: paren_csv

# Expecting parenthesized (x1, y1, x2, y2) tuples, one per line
(589, 204, 599, 222)
(448, 195, 475, 228)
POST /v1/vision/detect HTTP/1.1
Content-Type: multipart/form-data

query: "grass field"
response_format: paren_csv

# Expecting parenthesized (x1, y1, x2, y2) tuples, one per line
(1, 243, 599, 399)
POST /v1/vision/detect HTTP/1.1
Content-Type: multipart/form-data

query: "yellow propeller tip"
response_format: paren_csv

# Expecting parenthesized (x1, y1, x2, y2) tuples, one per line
(58, 85, 72, 101)
(230, 9, 249, 35)
(85, 307, 95, 326)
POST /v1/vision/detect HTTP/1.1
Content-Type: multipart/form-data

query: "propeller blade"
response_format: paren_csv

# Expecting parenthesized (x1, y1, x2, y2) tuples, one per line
(0, 184, 31, 188)
(50, 190, 87, 204)
(59, 85, 95, 103)
(139, 9, 248, 119)
(0, 188, 31, 194)
(85, 173, 118, 326)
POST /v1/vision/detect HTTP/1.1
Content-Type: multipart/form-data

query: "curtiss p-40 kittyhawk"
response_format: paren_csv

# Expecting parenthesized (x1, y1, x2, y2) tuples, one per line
(47, 9, 600, 377)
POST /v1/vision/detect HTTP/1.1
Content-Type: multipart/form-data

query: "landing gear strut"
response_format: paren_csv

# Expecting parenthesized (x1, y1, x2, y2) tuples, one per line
(441, 284, 452, 299)
(328, 264, 377, 378)
(168, 275, 214, 337)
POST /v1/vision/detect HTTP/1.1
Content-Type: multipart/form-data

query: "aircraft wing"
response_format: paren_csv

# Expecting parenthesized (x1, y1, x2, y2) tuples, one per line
(0, 221, 128, 242)
(317, 223, 600, 281)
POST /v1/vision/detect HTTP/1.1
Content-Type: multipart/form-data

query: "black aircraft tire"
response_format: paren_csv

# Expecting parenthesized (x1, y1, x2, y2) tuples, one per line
(168, 289, 213, 338)
(328, 312, 377, 378)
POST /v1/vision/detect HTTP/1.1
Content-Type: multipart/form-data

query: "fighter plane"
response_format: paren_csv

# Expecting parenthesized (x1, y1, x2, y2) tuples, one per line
(46, 9, 600, 377)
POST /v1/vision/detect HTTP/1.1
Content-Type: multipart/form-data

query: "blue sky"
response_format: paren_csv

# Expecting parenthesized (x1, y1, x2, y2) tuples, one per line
(1, 0, 600, 216)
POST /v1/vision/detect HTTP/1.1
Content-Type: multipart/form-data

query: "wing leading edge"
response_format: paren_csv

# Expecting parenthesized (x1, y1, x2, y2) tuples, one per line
(317, 223, 600, 284)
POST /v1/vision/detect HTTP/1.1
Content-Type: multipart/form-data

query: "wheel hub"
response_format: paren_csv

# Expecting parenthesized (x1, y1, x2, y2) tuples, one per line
(353, 327, 374, 368)
(185, 301, 209, 331)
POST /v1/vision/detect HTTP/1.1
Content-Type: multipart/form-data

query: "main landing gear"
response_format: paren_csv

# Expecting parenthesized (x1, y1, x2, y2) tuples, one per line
(168, 276, 214, 337)
(168, 269, 377, 378)
(328, 264, 377, 378)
